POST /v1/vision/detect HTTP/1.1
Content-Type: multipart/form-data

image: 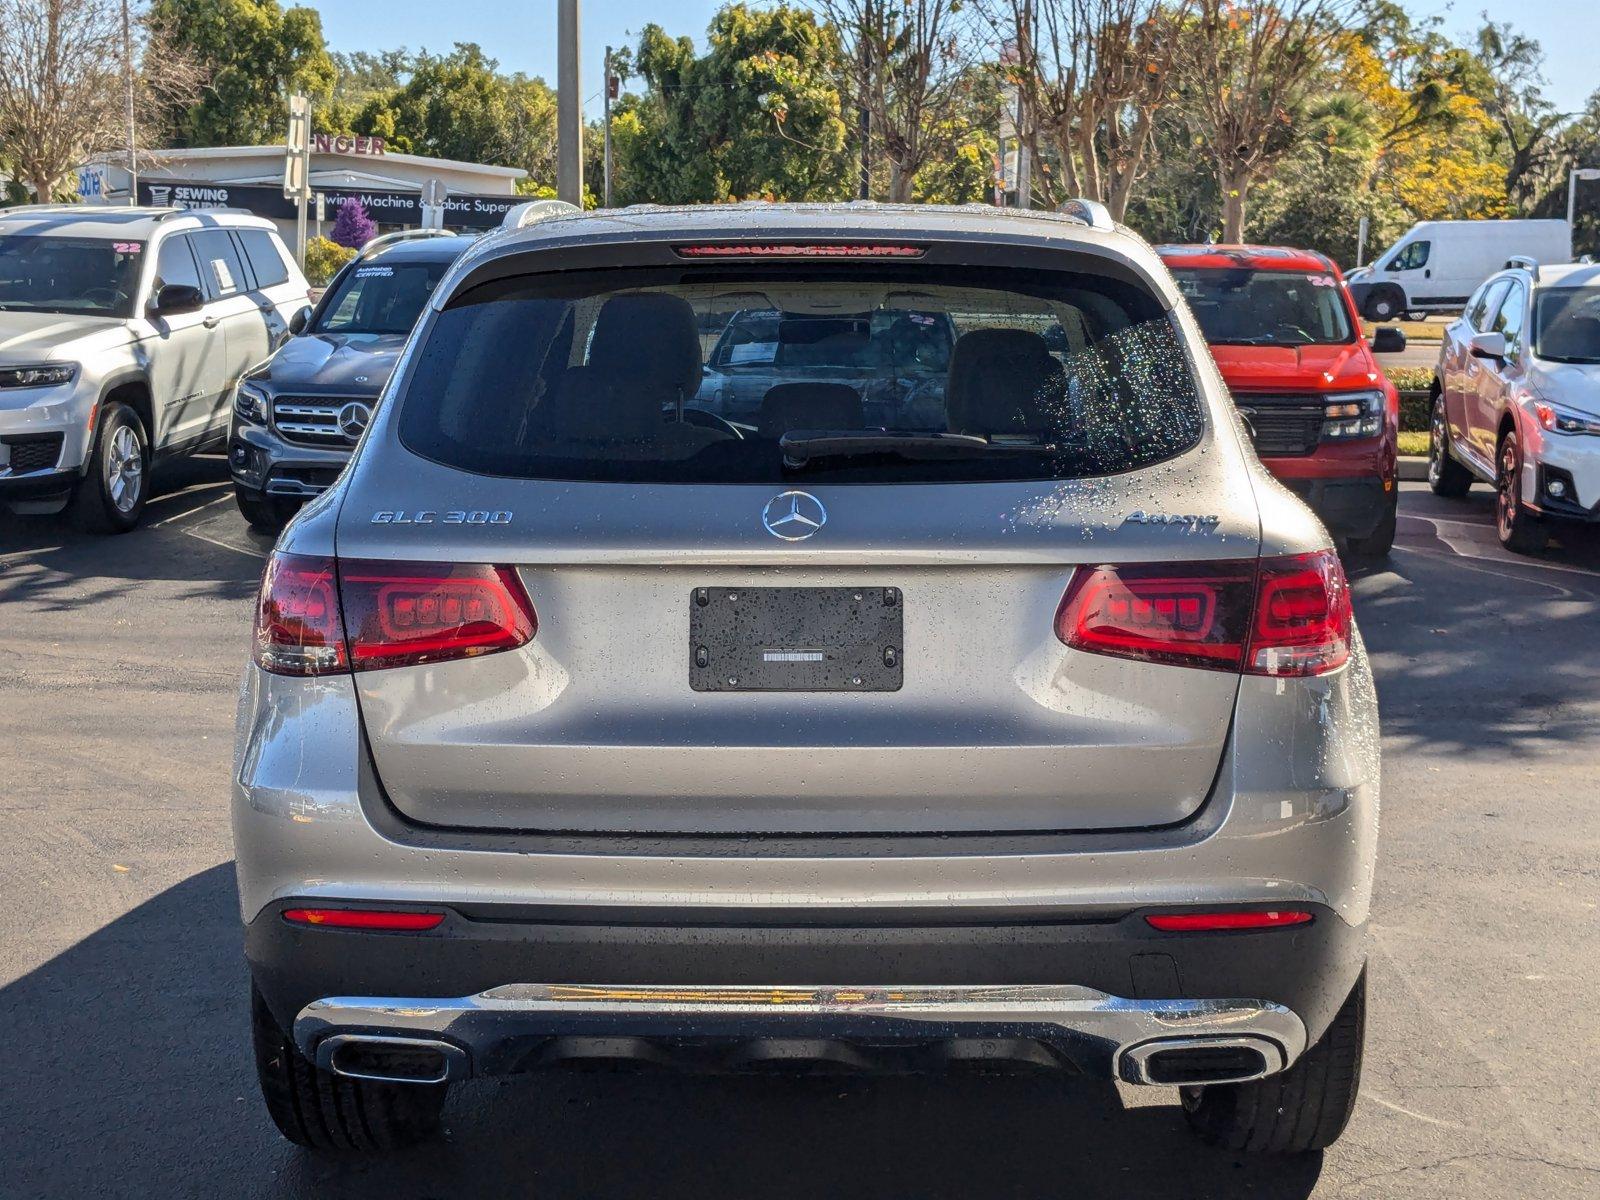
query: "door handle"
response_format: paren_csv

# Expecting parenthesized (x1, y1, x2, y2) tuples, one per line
(202, 314, 220, 329)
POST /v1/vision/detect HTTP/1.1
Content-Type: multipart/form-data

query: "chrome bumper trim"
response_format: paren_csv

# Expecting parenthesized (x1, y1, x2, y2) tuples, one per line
(296, 983, 1307, 1085)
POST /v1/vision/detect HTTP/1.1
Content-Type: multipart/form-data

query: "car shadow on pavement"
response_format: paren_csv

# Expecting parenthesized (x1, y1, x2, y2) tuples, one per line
(0, 456, 267, 608)
(1348, 542, 1600, 757)
(0, 865, 1325, 1200)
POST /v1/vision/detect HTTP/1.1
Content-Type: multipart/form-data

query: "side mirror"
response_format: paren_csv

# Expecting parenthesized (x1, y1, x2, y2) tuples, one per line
(1370, 327, 1407, 354)
(1469, 331, 1508, 361)
(150, 283, 204, 316)
(288, 305, 313, 336)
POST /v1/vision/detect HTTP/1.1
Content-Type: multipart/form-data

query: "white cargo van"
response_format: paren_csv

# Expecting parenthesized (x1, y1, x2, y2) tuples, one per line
(1347, 219, 1571, 320)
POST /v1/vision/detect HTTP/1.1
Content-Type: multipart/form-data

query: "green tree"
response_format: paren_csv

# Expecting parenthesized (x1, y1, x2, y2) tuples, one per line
(150, 0, 334, 146)
(350, 44, 558, 182)
(616, 6, 853, 204)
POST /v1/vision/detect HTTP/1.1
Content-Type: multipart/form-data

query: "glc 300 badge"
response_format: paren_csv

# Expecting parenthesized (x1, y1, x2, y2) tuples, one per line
(1122, 510, 1220, 532)
(371, 510, 513, 525)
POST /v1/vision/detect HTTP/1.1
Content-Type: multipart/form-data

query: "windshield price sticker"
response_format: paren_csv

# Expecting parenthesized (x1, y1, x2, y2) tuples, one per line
(113, 242, 143, 255)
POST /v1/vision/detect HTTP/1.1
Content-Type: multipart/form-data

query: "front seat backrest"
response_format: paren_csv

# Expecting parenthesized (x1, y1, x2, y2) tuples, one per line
(945, 328, 1062, 436)
(758, 383, 865, 437)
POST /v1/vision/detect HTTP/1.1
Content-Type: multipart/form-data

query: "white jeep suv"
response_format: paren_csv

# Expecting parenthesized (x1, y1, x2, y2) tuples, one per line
(1429, 258, 1600, 552)
(0, 205, 310, 532)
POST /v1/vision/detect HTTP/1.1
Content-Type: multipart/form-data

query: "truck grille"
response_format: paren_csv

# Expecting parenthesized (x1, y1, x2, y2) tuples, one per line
(270, 395, 369, 448)
(2, 432, 64, 475)
(1233, 395, 1324, 457)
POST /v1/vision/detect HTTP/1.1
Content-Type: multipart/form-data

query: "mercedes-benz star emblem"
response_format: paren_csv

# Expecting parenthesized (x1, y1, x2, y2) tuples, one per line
(336, 401, 371, 443)
(761, 490, 827, 541)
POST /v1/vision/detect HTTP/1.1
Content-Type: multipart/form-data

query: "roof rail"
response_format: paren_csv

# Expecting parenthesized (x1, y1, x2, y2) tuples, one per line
(357, 228, 457, 258)
(1056, 197, 1115, 233)
(500, 199, 581, 231)
(1506, 254, 1540, 279)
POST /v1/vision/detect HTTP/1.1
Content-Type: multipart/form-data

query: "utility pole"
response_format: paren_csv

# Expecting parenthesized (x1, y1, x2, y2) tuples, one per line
(121, 0, 137, 206)
(602, 45, 615, 208)
(1013, 0, 1031, 209)
(857, 0, 872, 199)
(557, 0, 583, 207)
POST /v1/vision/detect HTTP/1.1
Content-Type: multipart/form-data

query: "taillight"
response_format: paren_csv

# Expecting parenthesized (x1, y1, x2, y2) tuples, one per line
(254, 554, 346, 675)
(339, 560, 536, 671)
(1248, 551, 1351, 676)
(253, 553, 536, 675)
(1055, 549, 1351, 677)
(1054, 560, 1256, 671)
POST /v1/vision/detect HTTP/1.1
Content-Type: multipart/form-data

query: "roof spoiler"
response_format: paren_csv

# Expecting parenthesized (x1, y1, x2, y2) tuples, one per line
(1056, 197, 1115, 232)
(500, 199, 581, 231)
(1506, 254, 1540, 279)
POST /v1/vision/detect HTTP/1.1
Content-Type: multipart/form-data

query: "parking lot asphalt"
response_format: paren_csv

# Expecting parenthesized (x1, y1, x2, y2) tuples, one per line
(2, 461, 1598, 1200)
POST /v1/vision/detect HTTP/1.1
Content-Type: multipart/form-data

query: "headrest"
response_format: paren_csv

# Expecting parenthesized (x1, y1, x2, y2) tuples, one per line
(588, 293, 702, 395)
(759, 383, 865, 437)
(945, 328, 1061, 435)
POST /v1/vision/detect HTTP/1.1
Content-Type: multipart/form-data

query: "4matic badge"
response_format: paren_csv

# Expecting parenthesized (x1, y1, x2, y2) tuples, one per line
(1121, 509, 1220, 533)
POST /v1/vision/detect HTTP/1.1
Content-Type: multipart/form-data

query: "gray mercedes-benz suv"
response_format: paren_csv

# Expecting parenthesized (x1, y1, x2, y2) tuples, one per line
(235, 201, 1379, 1155)
(229, 231, 473, 532)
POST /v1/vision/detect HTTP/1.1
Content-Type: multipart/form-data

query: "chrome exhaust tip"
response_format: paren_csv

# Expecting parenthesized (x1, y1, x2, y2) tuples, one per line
(1118, 1035, 1286, 1086)
(316, 1034, 469, 1085)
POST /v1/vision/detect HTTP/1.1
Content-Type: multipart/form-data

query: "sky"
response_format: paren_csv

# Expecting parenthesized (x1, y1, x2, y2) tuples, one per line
(314, 0, 1598, 117)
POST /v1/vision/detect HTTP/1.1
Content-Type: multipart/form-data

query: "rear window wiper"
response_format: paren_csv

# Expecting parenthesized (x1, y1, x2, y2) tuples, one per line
(779, 429, 1054, 468)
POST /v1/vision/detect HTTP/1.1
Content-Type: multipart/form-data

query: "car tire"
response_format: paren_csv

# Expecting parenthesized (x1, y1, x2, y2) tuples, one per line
(1495, 429, 1547, 555)
(68, 401, 148, 534)
(235, 486, 298, 534)
(1362, 288, 1403, 322)
(251, 982, 447, 1151)
(1181, 969, 1365, 1154)
(1346, 493, 1397, 559)
(1427, 391, 1473, 498)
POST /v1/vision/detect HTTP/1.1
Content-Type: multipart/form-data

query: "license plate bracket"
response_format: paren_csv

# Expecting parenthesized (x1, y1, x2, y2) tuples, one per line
(689, 586, 903, 692)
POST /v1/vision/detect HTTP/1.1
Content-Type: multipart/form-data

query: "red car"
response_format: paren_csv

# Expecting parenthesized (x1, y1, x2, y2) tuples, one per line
(1157, 245, 1405, 558)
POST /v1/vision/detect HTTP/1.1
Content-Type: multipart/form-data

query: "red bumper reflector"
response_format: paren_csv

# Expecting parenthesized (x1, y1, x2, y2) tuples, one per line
(1145, 910, 1313, 932)
(282, 908, 445, 931)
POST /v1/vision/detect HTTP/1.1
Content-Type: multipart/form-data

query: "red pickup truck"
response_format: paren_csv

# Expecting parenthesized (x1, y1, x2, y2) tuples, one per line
(1157, 245, 1404, 558)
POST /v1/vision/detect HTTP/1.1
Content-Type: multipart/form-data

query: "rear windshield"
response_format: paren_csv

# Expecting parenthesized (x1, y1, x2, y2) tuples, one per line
(1171, 267, 1354, 347)
(1534, 288, 1600, 364)
(396, 264, 1206, 484)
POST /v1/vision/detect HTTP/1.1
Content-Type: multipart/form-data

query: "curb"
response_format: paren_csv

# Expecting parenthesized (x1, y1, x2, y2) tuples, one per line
(1398, 456, 1428, 482)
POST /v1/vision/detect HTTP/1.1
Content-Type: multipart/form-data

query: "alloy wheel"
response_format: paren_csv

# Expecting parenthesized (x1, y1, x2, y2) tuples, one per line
(106, 424, 144, 513)
(1496, 436, 1519, 542)
(1428, 400, 1446, 487)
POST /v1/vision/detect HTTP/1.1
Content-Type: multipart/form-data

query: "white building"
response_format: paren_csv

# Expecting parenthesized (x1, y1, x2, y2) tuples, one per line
(92, 144, 529, 243)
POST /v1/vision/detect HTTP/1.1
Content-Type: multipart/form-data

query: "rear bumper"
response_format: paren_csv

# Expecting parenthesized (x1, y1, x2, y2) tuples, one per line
(1277, 474, 1393, 538)
(247, 898, 1362, 1079)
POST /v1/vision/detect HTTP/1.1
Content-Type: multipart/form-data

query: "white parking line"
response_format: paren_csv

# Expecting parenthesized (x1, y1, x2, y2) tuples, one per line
(1393, 544, 1598, 593)
(151, 491, 232, 527)
(183, 523, 269, 560)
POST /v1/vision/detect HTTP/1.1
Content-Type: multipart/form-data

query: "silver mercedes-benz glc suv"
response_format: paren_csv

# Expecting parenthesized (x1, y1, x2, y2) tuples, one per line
(234, 201, 1379, 1155)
